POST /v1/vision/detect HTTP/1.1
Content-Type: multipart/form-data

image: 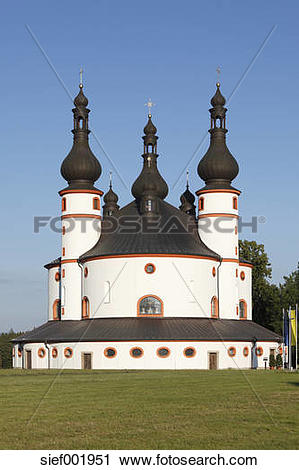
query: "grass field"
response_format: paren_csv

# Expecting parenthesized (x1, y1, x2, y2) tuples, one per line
(0, 369, 298, 450)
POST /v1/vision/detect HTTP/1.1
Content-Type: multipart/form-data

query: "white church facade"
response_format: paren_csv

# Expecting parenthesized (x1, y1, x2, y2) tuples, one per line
(13, 82, 281, 370)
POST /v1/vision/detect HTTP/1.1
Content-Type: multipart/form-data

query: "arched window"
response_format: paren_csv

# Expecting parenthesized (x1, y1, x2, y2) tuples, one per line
(233, 197, 238, 210)
(93, 197, 100, 210)
(137, 295, 163, 317)
(199, 197, 204, 211)
(82, 297, 90, 319)
(62, 197, 66, 211)
(239, 300, 247, 320)
(53, 299, 61, 320)
(211, 296, 219, 318)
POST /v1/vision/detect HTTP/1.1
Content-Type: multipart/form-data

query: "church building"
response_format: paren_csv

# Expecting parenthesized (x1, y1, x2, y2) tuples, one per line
(13, 81, 281, 370)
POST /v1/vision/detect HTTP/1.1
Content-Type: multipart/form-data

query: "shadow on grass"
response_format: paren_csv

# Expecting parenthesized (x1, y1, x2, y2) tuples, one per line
(287, 381, 299, 387)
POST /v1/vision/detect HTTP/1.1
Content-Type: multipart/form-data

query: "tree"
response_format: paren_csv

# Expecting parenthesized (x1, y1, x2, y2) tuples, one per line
(280, 262, 299, 310)
(239, 240, 281, 332)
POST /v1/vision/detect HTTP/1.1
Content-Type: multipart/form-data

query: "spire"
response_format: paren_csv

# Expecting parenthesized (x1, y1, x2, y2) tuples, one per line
(131, 110, 168, 214)
(179, 171, 196, 217)
(197, 82, 239, 190)
(103, 172, 119, 217)
(60, 78, 102, 190)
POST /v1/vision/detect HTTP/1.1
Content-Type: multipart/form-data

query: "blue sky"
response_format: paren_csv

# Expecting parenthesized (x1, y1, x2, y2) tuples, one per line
(0, 0, 298, 331)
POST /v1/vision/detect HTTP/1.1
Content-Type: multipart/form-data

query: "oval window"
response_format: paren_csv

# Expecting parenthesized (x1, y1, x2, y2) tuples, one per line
(130, 347, 143, 358)
(240, 271, 245, 281)
(145, 263, 156, 274)
(64, 347, 73, 358)
(256, 346, 263, 357)
(157, 347, 170, 358)
(243, 346, 249, 357)
(38, 347, 46, 358)
(52, 347, 58, 358)
(228, 347, 236, 357)
(104, 347, 117, 358)
(184, 347, 196, 358)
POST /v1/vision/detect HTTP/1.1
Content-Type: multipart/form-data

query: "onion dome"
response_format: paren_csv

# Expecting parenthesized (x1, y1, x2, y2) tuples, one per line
(179, 175, 196, 217)
(60, 84, 102, 190)
(197, 83, 239, 190)
(103, 174, 119, 217)
(131, 113, 168, 214)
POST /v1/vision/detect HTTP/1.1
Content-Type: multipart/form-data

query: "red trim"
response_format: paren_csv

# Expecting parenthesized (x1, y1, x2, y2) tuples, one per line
(196, 189, 241, 196)
(222, 258, 239, 263)
(137, 294, 164, 317)
(61, 259, 78, 264)
(61, 214, 101, 220)
(144, 263, 156, 274)
(61, 198, 66, 211)
(198, 213, 239, 219)
(239, 262, 253, 268)
(199, 197, 204, 211)
(85, 253, 219, 263)
(93, 197, 100, 210)
(233, 197, 238, 210)
(59, 189, 104, 196)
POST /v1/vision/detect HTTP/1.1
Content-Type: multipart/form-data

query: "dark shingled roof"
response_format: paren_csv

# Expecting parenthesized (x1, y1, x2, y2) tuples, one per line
(13, 317, 281, 343)
(80, 200, 220, 261)
(44, 257, 61, 270)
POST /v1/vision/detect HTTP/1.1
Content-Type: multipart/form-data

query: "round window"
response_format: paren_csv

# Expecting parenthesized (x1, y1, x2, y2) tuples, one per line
(52, 347, 58, 358)
(145, 263, 156, 274)
(256, 346, 263, 357)
(157, 347, 170, 358)
(228, 347, 236, 357)
(38, 347, 46, 358)
(104, 347, 117, 358)
(243, 346, 249, 357)
(184, 347, 196, 358)
(64, 347, 73, 358)
(130, 347, 143, 358)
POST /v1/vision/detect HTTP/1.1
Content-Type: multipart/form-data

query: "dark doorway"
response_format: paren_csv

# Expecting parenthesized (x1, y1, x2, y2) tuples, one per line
(209, 352, 218, 370)
(26, 350, 32, 369)
(82, 353, 92, 370)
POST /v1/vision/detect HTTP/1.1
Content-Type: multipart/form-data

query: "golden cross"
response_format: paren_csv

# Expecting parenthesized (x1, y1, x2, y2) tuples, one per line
(145, 98, 155, 116)
(216, 66, 221, 86)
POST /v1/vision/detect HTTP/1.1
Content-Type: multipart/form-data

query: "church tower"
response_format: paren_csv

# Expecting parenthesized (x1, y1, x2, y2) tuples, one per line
(58, 80, 103, 320)
(197, 82, 240, 319)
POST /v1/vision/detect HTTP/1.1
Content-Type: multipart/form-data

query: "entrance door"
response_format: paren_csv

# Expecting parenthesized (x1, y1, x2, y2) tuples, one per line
(209, 352, 217, 370)
(26, 350, 32, 369)
(82, 353, 92, 370)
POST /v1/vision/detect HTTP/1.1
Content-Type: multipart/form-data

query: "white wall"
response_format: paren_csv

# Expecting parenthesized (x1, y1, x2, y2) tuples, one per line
(15, 340, 281, 370)
(83, 256, 218, 319)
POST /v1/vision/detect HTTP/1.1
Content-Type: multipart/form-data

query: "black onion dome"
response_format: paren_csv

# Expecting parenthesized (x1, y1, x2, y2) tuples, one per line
(197, 83, 239, 190)
(180, 186, 195, 205)
(179, 183, 196, 217)
(104, 186, 118, 204)
(60, 85, 102, 190)
(210, 83, 226, 107)
(74, 86, 88, 107)
(144, 116, 157, 135)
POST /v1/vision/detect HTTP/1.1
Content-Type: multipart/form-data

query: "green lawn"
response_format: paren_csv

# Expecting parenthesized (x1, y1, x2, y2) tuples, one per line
(0, 369, 298, 449)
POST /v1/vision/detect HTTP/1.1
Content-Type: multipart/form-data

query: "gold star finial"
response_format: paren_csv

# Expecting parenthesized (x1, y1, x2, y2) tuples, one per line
(79, 68, 83, 88)
(145, 98, 155, 117)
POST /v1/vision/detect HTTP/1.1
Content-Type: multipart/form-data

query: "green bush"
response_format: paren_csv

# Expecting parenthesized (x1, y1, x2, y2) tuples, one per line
(269, 353, 276, 368)
(276, 353, 283, 368)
